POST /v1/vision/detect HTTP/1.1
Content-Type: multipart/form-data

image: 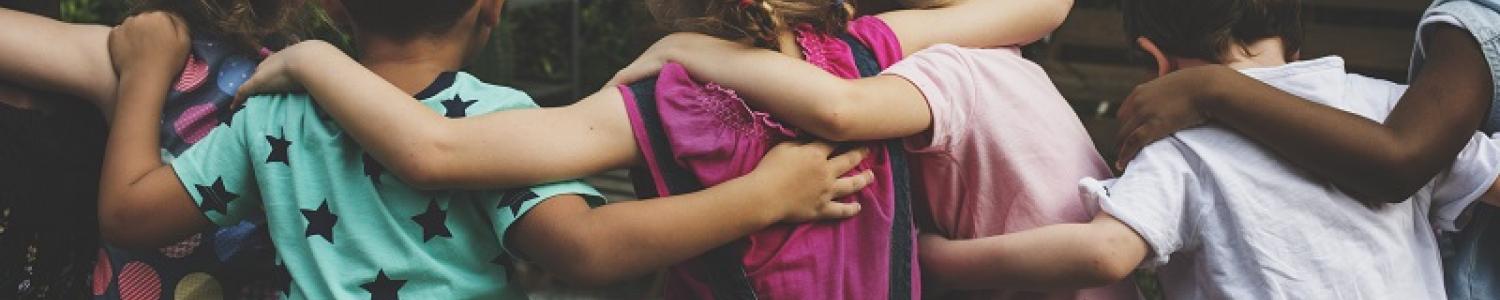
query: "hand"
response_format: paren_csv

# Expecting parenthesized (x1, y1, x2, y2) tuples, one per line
(605, 34, 682, 88)
(606, 32, 726, 88)
(108, 11, 190, 83)
(745, 141, 874, 223)
(1114, 65, 1233, 170)
(234, 40, 340, 105)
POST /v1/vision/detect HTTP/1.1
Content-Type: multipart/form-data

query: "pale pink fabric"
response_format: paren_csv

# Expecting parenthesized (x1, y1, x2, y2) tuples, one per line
(885, 44, 1138, 300)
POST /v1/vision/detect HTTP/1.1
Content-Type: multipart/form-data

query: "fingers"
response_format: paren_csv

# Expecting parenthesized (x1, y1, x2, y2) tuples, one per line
(1115, 120, 1161, 171)
(814, 202, 862, 220)
(826, 146, 869, 174)
(830, 170, 875, 198)
(233, 76, 259, 106)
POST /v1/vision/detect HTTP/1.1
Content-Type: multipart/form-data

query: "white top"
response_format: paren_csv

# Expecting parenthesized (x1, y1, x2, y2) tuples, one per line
(1086, 56, 1500, 299)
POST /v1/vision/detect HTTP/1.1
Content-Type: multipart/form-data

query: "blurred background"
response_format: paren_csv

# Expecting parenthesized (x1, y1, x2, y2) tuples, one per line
(44, 0, 1430, 298)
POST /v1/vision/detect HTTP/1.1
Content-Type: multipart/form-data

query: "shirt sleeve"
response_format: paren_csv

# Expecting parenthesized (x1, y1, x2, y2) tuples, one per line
(1429, 132, 1500, 231)
(491, 180, 604, 257)
(882, 44, 974, 154)
(170, 104, 263, 227)
(1085, 139, 1204, 270)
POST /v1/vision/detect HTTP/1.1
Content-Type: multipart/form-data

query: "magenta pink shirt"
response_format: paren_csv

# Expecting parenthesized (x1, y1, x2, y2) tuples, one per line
(620, 16, 920, 299)
(884, 44, 1137, 300)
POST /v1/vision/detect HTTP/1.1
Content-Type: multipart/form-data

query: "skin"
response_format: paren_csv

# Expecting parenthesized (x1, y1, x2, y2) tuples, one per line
(234, 0, 1074, 291)
(99, 0, 874, 288)
(1115, 25, 1494, 204)
(0, 7, 117, 117)
(912, 36, 1329, 291)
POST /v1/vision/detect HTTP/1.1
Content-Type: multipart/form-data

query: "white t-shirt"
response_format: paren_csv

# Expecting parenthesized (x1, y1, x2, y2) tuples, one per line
(1088, 56, 1500, 299)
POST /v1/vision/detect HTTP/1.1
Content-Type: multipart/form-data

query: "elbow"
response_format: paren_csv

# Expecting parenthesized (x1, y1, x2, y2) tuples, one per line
(1355, 151, 1436, 203)
(1075, 248, 1135, 288)
(98, 195, 157, 251)
(1074, 234, 1138, 288)
(806, 92, 862, 142)
(384, 135, 458, 190)
(547, 249, 629, 288)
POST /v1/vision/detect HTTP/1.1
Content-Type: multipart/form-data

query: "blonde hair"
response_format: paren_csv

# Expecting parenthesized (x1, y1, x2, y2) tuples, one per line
(130, 0, 313, 53)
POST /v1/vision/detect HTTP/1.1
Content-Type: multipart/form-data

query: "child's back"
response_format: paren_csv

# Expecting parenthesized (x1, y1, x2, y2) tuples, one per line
(1093, 56, 1494, 298)
(883, 44, 1134, 299)
(625, 16, 917, 300)
(175, 71, 600, 298)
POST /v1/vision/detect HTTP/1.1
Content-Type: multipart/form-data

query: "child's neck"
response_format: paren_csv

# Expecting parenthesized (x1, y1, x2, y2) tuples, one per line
(1177, 38, 1290, 71)
(356, 35, 471, 96)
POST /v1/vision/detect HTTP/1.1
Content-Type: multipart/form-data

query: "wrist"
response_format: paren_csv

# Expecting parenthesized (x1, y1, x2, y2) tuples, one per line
(726, 173, 786, 226)
(1193, 67, 1236, 119)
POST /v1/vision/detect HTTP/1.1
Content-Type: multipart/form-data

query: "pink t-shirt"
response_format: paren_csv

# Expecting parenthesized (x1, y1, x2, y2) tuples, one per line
(620, 16, 919, 299)
(884, 44, 1138, 300)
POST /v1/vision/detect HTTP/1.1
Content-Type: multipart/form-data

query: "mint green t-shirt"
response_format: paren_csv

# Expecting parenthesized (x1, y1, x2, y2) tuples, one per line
(170, 72, 602, 299)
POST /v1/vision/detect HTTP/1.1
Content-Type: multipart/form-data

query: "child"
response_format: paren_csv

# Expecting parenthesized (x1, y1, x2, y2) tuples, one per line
(233, 0, 1076, 298)
(1108, 0, 1500, 297)
(98, 0, 872, 298)
(0, 2, 309, 298)
(0, 4, 106, 298)
(607, 19, 1137, 300)
(917, 0, 1500, 298)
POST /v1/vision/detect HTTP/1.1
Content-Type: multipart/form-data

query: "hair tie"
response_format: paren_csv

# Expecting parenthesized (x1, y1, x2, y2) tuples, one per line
(740, 0, 754, 8)
(833, 0, 845, 7)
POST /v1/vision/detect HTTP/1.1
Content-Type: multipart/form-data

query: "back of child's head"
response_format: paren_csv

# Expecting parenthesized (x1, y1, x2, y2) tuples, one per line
(1122, 0, 1303, 63)
(337, 0, 478, 40)
(130, 0, 312, 54)
(648, 0, 855, 50)
(893, 0, 955, 9)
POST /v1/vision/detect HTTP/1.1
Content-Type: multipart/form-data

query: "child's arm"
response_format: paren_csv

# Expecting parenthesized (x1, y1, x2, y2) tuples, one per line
(878, 0, 1074, 56)
(512, 142, 872, 286)
(0, 7, 117, 112)
(97, 12, 212, 250)
(608, 33, 932, 142)
(920, 213, 1147, 291)
(1114, 25, 1491, 204)
(234, 41, 638, 189)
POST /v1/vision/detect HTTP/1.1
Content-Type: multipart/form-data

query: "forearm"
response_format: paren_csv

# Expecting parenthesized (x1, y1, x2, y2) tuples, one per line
(663, 36, 929, 141)
(920, 215, 1143, 291)
(882, 0, 1073, 55)
(1200, 27, 1488, 202)
(0, 8, 116, 108)
(532, 179, 779, 286)
(286, 42, 634, 188)
(98, 69, 188, 249)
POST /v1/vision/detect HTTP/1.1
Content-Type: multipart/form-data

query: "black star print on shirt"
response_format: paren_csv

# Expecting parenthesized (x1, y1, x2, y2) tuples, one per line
(498, 189, 538, 215)
(219, 103, 245, 126)
(362, 152, 385, 186)
(301, 200, 338, 243)
(410, 199, 451, 242)
(194, 178, 238, 215)
(361, 269, 406, 300)
(266, 134, 292, 165)
(441, 94, 477, 118)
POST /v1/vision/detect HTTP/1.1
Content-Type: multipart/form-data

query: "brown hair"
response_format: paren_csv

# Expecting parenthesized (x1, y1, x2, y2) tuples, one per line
(130, 0, 312, 53)
(1122, 0, 1304, 63)
(656, 0, 856, 50)
(339, 0, 478, 40)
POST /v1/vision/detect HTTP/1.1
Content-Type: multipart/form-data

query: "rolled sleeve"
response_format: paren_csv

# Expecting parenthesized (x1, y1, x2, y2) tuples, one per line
(1088, 139, 1202, 270)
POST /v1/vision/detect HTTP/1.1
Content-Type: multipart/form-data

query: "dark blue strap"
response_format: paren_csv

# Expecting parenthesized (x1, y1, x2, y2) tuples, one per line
(839, 33, 915, 300)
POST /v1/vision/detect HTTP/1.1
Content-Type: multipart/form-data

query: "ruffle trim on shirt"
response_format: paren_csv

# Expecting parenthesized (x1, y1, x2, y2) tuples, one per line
(697, 82, 798, 139)
(795, 24, 845, 72)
